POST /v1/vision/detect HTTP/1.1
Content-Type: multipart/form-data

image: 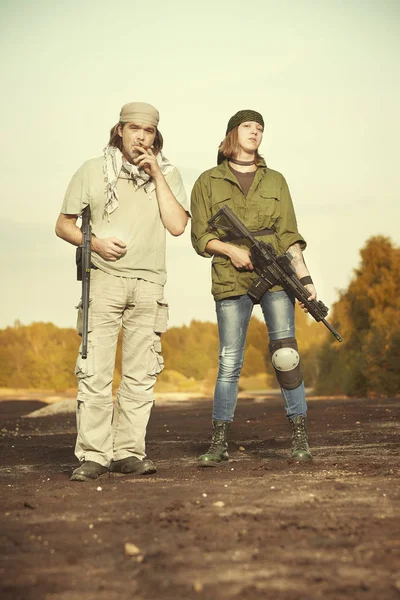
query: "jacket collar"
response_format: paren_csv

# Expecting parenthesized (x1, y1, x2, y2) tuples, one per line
(210, 158, 267, 183)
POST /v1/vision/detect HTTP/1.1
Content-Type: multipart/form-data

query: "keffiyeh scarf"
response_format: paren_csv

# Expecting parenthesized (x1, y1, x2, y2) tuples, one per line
(103, 145, 174, 217)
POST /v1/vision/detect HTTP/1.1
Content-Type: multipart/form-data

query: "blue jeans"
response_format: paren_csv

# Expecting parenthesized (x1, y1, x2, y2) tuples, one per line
(213, 291, 307, 422)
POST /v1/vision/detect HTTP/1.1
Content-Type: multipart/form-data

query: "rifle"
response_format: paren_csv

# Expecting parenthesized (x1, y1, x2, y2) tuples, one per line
(208, 206, 343, 342)
(75, 205, 92, 358)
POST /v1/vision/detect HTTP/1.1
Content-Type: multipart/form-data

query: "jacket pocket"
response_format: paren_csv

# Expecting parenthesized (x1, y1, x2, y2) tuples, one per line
(257, 193, 280, 228)
(210, 194, 234, 217)
(211, 255, 236, 296)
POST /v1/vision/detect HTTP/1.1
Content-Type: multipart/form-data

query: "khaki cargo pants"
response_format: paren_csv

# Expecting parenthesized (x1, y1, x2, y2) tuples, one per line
(74, 270, 168, 467)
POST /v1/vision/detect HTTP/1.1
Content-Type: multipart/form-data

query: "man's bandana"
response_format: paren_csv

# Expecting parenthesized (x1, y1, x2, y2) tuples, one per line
(119, 102, 159, 127)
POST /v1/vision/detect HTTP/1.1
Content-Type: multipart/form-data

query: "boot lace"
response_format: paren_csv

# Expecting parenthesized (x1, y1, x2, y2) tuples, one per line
(292, 417, 308, 450)
(208, 425, 227, 453)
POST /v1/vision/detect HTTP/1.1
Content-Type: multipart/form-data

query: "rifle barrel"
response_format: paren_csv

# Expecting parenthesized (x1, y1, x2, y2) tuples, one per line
(322, 319, 343, 342)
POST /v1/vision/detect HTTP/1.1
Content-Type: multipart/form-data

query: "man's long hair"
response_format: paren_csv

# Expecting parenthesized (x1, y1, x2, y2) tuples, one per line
(108, 123, 164, 154)
(218, 126, 262, 165)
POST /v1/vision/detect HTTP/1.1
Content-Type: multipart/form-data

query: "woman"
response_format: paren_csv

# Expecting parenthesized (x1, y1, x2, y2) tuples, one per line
(190, 109, 316, 466)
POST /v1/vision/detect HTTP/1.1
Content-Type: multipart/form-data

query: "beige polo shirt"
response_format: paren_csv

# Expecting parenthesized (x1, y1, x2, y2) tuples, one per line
(61, 156, 189, 285)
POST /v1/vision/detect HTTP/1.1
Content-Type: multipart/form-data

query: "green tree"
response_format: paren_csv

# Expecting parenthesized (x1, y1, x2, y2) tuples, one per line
(242, 344, 266, 376)
(315, 236, 400, 396)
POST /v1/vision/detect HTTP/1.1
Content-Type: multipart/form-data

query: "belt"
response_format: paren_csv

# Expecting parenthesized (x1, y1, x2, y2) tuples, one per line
(220, 227, 275, 243)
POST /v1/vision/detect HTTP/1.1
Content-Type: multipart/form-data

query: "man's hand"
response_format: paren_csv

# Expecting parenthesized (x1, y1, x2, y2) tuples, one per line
(55, 214, 127, 262)
(133, 147, 161, 179)
(298, 283, 317, 312)
(228, 247, 254, 271)
(92, 237, 127, 262)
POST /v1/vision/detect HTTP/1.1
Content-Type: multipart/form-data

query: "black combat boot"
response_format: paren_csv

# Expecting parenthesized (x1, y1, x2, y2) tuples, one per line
(197, 420, 231, 467)
(70, 461, 108, 482)
(288, 415, 312, 461)
(109, 457, 156, 475)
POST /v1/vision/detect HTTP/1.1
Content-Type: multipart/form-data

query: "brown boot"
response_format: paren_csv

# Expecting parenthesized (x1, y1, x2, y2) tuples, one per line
(288, 415, 312, 461)
(197, 420, 231, 467)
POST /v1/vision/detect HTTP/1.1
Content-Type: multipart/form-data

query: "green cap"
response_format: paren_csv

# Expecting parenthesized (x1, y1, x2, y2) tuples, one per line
(226, 109, 264, 134)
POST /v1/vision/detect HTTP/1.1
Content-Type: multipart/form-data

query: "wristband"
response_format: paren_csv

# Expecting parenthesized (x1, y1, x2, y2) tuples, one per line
(300, 276, 313, 286)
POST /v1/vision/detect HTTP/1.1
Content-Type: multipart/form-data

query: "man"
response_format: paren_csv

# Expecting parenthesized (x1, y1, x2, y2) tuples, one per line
(191, 109, 315, 466)
(56, 102, 189, 481)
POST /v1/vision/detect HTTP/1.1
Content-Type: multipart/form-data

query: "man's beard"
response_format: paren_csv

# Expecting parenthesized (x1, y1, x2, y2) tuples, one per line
(129, 144, 148, 161)
(124, 147, 145, 164)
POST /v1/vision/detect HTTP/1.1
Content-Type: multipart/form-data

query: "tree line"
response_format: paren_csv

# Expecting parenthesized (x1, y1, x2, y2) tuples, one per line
(314, 235, 400, 397)
(2, 236, 399, 396)
(1, 308, 323, 392)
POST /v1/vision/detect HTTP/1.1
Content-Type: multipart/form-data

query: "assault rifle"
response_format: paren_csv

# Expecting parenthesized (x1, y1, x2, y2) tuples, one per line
(75, 205, 92, 358)
(208, 206, 343, 342)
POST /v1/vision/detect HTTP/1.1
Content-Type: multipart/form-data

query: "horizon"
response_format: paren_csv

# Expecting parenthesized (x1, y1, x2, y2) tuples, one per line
(1, 0, 399, 330)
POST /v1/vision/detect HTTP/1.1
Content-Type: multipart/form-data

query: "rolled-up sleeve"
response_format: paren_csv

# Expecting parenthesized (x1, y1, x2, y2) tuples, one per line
(276, 176, 306, 253)
(61, 162, 89, 216)
(165, 167, 190, 214)
(190, 176, 218, 258)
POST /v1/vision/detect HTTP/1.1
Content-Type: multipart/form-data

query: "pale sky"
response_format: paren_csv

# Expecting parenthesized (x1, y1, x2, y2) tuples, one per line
(1, 0, 399, 330)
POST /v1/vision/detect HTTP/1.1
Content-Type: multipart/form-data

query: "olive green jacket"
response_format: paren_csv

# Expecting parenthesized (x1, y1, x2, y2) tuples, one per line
(190, 159, 306, 301)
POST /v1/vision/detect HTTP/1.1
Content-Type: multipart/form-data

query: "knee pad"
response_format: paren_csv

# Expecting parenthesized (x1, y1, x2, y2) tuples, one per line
(269, 337, 303, 390)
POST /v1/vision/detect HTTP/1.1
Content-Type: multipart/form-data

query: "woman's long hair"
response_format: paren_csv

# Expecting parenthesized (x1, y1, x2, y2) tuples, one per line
(217, 126, 262, 165)
(108, 123, 164, 154)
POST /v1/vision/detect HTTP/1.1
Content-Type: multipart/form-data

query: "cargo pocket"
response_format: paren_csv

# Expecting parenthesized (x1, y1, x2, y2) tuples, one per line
(76, 301, 83, 336)
(75, 299, 92, 337)
(74, 345, 95, 380)
(154, 300, 169, 334)
(147, 337, 165, 376)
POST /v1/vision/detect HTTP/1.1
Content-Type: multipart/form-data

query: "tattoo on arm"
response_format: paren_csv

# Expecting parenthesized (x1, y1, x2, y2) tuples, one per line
(288, 243, 305, 267)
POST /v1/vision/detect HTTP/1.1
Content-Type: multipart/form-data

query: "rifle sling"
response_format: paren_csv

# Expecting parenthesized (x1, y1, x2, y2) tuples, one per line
(220, 227, 275, 243)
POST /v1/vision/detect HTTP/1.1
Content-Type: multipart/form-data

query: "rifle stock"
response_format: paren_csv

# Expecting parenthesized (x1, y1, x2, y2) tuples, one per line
(208, 206, 342, 342)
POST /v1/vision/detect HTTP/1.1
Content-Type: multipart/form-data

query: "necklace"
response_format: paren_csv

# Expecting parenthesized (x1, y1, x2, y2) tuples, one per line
(229, 157, 255, 166)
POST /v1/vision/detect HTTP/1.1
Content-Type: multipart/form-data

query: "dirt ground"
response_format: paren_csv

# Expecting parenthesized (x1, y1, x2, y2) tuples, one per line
(0, 394, 399, 600)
